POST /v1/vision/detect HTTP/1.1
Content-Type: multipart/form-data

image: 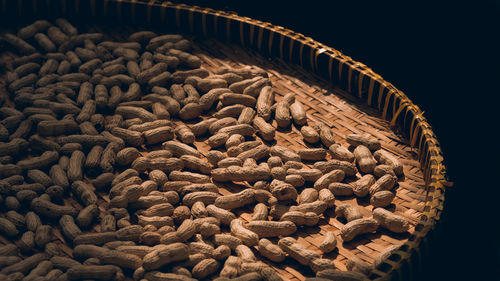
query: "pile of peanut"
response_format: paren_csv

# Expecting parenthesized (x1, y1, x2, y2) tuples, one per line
(0, 19, 409, 281)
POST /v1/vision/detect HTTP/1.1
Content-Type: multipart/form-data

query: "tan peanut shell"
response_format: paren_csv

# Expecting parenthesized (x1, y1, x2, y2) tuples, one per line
(230, 219, 259, 246)
(340, 218, 379, 242)
(371, 190, 395, 208)
(372, 208, 409, 233)
(346, 134, 381, 150)
(319, 231, 338, 253)
(335, 204, 363, 222)
(245, 220, 296, 237)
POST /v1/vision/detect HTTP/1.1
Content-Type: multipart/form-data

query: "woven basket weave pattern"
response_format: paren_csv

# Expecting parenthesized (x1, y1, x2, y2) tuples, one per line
(0, 1, 451, 280)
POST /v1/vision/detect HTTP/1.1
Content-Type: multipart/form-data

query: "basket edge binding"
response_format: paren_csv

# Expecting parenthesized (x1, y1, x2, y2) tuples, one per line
(0, 1, 453, 280)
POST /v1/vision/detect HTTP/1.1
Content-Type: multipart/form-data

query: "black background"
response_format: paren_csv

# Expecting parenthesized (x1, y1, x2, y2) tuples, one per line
(172, 1, 500, 280)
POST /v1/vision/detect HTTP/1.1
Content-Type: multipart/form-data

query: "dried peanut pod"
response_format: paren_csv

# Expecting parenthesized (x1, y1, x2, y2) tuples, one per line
(373, 149, 404, 176)
(229, 76, 263, 93)
(288, 100, 306, 125)
(251, 203, 269, 221)
(354, 145, 377, 174)
(211, 164, 270, 182)
(143, 126, 174, 145)
(275, 101, 291, 127)
(182, 191, 219, 207)
(370, 190, 395, 208)
(3, 33, 37, 55)
(225, 134, 244, 149)
(37, 119, 79, 136)
(299, 188, 319, 204)
(237, 107, 256, 125)
(91, 173, 114, 190)
(319, 231, 338, 253)
(314, 169, 345, 190)
(269, 146, 300, 162)
(128, 120, 172, 132)
(170, 171, 210, 184)
(252, 116, 275, 141)
(72, 181, 97, 206)
(268, 180, 298, 201)
(191, 258, 219, 279)
(270, 166, 286, 180)
(178, 102, 203, 120)
(230, 219, 259, 246)
(372, 208, 409, 233)
(76, 204, 99, 229)
(115, 106, 156, 122)
(17, 150, 59, 170)
(346, 134, 381, 151)
(285, 174, 305, 188)
(245, 221, 296, 237)
(0, 253, 50, 276)
(34, 224, 52, 248)
(301, 126, 320, 143)
(369, 174, 397, 195)
(256, 86, 274, 121)
(171, 206, 191, 226)
(0, 218, 18, 237)
(58, 215, 82, 242)
(328, 182, 354, 196)
(173, 125, 194, 144)
(329, 143, 355, 162)
(353, 174, 375, 197)
(209, 117, 237, 135)
(116, 147, 141, 166)
(50, 165, 69, 189)
(278, 237, 321, 269)
(206, 205, 236, 225)
(27, 169, 52, 187)
(237, 144, 270, 162)
(220, 93, 256, 107)
(289, 200, 327, 215)
(100, 214, 116, 232)
(313, 159, 358, 176)
(281, 211, 319, 226)
(162, 140, 200, 157)
(66, 265, 119, 280)
(298, 148, 327, 161)
(191, 201, 208, 219)
(287, 168, 323, 182)
(214, 104, 246, 119)
(340, 218, 379, 242)
(215, 189, 255, 210)
(190, 118, 217, 136)
(335, 204, 363, 222)
(217, 157, 243, 168)
(373, 164, 397, 178)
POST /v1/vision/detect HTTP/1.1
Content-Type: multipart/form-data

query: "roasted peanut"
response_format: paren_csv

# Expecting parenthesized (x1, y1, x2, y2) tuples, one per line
(372, 208, 409, 233)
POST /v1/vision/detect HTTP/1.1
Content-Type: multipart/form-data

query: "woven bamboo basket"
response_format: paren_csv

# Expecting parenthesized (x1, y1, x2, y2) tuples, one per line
(0, 1, 452, 281)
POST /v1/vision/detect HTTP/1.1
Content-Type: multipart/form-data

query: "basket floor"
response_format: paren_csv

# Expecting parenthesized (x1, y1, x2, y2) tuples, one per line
(0, 24, 427, 281)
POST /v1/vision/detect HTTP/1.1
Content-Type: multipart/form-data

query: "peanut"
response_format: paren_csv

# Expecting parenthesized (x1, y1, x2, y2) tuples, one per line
(314, 159, 358, 176)
(335, 204, 363, 222)
(245, 220, 296, 237)
(314, 169, 345, 190)
(281, 211, 319, 226)
(352, 174, 375, 197)
(340, 218, 379, 242)
(346, 134, 381, 150)
(372, 208, 409, 233)
(374, 149, 403, 176)
(319, 231, 337, 253)
(369, 174, 397, 195)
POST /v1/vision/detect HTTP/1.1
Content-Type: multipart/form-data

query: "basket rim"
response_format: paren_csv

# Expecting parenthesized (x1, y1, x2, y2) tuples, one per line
(0, 1, 452, 280)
